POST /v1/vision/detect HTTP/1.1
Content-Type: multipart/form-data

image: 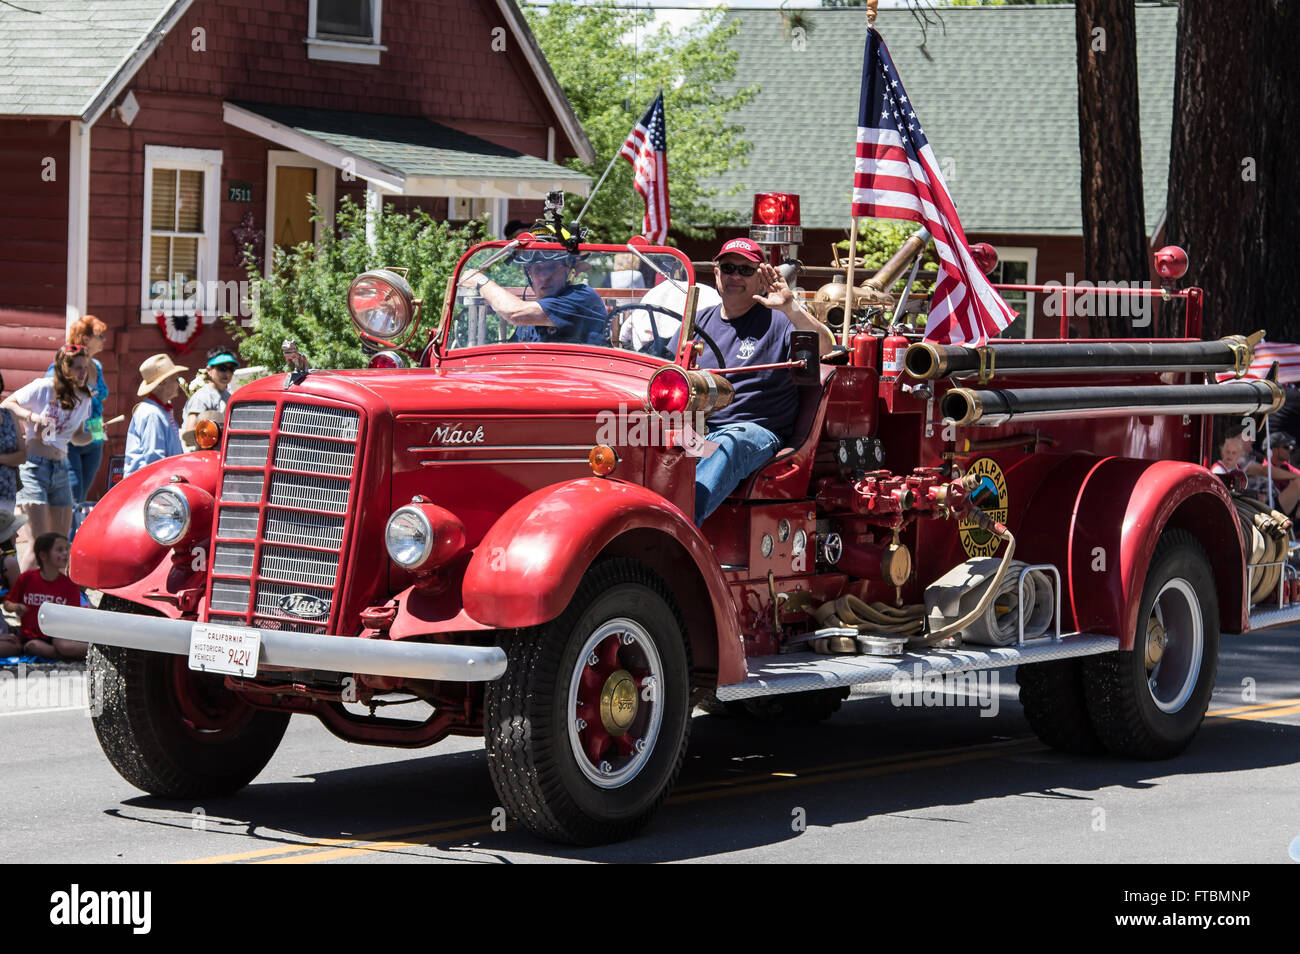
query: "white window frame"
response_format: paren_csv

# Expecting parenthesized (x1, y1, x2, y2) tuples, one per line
(141, 145, 223, 323)
(306, 0, 386, 65)
(264, 150, 337, 276)
(991, 245, 1038, 338)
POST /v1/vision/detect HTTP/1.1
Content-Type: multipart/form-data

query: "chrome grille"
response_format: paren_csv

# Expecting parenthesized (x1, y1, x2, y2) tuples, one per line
(217, 508, 258, 540)
(212, 543, 255, 576)
(207, 398, 360, 632)
(210, 580, 251, 613)
(228, 401, 276, 431)
(259, 544, 339, 588)
(220, 472, 264, 503)
(226, 435, 270, 467)
(273, 435, 356, 477)
(280, 404, 360, 440)
(264, 508, 345, 548)
(268, 473, 350, 514)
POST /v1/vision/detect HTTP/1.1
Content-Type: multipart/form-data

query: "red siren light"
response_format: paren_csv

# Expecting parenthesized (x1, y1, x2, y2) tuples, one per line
(752, 192, 801, 227)
(968, 243, 999, 276)
(1154, 245, 1189, 282)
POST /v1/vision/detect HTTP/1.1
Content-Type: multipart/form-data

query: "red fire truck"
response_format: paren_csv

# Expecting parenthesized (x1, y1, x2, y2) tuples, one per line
(44, 194, 1291, 845)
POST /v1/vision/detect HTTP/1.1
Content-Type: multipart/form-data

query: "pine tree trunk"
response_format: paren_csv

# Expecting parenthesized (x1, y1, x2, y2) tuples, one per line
(1164, 0, 1300, 341)
(1076, 0, 1148, 338)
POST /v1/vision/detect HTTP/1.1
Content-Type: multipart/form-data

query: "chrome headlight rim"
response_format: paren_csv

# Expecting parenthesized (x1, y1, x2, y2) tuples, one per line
(144, 486, 191, 547)
(347, 269, 416, 341)
(385, 505, 434, 570)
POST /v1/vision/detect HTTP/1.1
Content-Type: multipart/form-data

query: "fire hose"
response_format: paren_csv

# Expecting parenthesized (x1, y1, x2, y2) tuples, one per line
(1233, 495, 1292, 604)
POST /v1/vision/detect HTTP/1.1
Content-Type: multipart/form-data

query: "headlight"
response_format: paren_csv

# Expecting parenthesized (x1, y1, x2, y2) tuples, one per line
(348, 269, 416, 341)
(385, 507, 432, 568)
(385, 501, 467, 573)
(144, 487, 190, 546)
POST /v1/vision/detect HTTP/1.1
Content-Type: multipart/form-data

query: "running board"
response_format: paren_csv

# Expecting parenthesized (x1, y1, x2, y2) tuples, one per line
(1246, 602, 1300, 631)
(715, 633, 1119, 701)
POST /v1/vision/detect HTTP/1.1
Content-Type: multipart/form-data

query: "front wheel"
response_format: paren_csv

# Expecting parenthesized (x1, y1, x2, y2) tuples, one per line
(485, 559, 692, 845)
(88, 597, 290, 798)
(1082, 530, 1219, 759)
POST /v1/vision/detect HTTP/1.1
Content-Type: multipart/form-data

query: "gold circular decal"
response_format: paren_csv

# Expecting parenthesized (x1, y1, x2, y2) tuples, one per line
(958, 457, 1009, 558)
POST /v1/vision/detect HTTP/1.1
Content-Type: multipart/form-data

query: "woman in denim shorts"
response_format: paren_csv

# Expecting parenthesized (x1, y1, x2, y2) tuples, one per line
(0, 347, 92, 571)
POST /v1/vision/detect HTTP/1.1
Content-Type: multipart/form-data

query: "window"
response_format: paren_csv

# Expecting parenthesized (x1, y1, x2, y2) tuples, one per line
(141, 146, 222, 321)
(307, 0, 385, 64)
(989, 246, 1037, 338)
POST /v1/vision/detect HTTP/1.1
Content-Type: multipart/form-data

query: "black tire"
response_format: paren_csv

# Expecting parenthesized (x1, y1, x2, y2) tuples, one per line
(1016, 659, 1105, 755)
(89, 596, 290, 798)
(1082, 530, 1220, 759)
(700, 687, 850, 725)
(484, 558, 692, 845)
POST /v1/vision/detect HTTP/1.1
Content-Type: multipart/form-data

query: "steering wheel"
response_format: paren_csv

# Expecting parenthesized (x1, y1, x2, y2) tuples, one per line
(605, 302, 683, 358)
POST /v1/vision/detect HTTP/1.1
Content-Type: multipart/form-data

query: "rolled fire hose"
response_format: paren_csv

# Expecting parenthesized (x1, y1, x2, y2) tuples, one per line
(1233, 495, 1292, 604)
(928, 559, 1054, 647)
(910, 508, 1016, 649)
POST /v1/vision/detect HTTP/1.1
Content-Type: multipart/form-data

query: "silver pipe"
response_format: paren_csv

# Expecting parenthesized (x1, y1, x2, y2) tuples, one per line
(39, 604, 507, 682)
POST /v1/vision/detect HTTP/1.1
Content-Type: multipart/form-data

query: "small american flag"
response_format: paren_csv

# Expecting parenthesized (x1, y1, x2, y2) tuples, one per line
(619, 92, 670, 244)
(852, 30, 1016, 345)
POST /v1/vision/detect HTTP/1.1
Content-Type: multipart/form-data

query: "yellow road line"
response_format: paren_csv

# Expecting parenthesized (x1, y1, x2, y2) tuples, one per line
(180, 814, 486, 865)
(258, 824, 493, 864)
(1220, 703, 1300, 721)
(1207, 697, 1300, 718)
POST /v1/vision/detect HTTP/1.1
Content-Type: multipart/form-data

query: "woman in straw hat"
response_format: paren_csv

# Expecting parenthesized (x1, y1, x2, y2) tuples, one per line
(124, 354, 188, 477)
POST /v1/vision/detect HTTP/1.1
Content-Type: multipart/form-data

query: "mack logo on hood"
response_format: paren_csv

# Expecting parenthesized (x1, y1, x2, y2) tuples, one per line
(277, 593, 330, 619)
(431, 423, 485, 444)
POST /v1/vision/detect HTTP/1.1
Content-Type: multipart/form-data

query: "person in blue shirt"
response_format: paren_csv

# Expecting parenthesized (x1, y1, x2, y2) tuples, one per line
(684, 238, 834, 525)
(458, 249, 609, 346)
(124, 354, 187, 477)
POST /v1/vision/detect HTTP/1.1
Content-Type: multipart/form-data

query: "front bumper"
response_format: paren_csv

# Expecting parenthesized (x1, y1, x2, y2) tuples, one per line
(39, 603, 507, 682)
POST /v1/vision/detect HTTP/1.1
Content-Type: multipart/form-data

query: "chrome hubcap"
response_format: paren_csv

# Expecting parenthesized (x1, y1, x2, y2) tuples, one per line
(1145, 579, 1203, 714)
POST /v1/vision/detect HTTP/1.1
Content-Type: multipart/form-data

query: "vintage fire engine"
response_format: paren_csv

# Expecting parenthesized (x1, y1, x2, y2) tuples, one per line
(44, 193, 1293, 845)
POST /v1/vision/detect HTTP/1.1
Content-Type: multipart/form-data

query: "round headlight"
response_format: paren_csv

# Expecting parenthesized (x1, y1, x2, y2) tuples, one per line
(144, 487, 190, 546)
(386, 507, 433, 568)
(348, 270, 415, 340)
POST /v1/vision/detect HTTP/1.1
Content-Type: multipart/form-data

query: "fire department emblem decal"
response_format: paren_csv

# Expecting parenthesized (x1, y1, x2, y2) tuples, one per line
(277, 593, 331, 619)
(736, 338, 758, 360)
(958, 457, 1009, 559)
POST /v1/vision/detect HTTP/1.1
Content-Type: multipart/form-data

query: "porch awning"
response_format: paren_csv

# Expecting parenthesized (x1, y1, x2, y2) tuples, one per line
(223, 101, 590, 199)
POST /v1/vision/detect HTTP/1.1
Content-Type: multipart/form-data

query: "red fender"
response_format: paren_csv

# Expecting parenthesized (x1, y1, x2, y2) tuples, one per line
(1019, 456, 1245, 648)
(462, 478, 747, 685)
(70, 451, 219, 600)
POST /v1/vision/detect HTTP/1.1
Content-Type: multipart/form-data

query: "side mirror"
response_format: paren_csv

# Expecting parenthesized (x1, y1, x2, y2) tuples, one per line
(790, 330, 821, 387)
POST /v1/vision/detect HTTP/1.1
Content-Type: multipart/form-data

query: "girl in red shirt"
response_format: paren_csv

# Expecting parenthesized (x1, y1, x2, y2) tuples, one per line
(0, 531, 85, 659)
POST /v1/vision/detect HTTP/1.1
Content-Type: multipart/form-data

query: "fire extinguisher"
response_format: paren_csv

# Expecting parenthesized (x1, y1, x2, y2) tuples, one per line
(881, 325, 908, 381)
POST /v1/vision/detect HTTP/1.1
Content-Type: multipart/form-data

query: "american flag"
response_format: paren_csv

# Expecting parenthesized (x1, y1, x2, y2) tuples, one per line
(618, 92, 670, 244)
(852, 30, 1016, 345)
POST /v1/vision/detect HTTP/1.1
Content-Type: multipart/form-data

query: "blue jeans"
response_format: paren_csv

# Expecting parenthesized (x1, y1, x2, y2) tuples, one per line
(693, 421, 782, 524)
(65, 439, 104, 505)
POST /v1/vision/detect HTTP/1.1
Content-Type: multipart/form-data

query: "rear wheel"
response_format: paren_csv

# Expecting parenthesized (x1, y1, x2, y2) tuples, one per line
(89, 596, 290, 798)
(485, 559, 692, 845)
(1016, 659, 1105, 755)
(1082, 531, 1219, 759)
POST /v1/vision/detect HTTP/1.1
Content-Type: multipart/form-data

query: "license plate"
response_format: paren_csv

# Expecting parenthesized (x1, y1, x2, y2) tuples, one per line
(189, 623, 261, 677)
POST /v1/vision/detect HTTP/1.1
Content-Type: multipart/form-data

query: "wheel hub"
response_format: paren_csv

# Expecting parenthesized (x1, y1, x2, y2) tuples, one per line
(599, 669, 639, 735)
(1145, 616, 1168, 670)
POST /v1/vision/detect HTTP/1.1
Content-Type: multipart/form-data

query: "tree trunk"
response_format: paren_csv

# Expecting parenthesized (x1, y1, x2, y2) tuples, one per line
(1164, 0, 1300, 341)
(1076, 0, 1149, 338)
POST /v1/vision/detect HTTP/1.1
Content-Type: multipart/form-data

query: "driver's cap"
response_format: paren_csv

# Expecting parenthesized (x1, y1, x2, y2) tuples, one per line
(713, 237, 764, 263)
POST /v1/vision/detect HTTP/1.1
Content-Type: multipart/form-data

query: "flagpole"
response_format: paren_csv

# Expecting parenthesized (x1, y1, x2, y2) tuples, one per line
(843, 218, 858, 348)
(573, 151, 622, 227)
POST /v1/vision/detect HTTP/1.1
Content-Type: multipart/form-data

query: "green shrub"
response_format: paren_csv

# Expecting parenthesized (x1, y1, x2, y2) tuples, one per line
(226, 196, 484, 370)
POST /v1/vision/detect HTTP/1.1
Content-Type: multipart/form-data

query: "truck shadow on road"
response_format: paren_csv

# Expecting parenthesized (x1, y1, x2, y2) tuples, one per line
(106, 684, 1300, 863)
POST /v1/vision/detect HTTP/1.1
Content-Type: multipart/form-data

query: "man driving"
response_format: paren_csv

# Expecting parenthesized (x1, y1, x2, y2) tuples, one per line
(685, 237, 834, 524)
(459, 249, 609, 346)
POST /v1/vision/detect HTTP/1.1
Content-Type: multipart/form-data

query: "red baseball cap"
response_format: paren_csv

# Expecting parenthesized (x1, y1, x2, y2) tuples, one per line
(713, 237, 764, 263)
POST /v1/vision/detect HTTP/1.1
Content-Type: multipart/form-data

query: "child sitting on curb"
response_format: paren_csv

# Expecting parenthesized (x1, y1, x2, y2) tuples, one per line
(0, 531, 86, 660)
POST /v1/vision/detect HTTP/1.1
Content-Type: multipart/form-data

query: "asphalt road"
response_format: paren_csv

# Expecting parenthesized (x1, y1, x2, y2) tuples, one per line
(3, 628, 1299, 864)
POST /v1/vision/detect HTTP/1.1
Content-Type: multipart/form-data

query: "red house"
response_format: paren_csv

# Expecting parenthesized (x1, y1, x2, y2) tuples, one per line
(0, 0, 592, 493)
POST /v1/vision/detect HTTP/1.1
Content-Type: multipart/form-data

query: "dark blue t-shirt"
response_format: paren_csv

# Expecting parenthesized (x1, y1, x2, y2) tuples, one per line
(514, 283, 608, 345)
(684, 302, 799, 442)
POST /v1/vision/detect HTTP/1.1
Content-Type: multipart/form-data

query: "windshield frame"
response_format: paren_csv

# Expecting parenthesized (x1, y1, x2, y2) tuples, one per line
(438, 239, 697, 362)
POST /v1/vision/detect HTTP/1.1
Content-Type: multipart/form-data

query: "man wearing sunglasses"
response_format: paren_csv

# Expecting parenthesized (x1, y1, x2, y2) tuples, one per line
(459, 249, 608, 346)
(686, 238, 834, 524)
(1266, 431, 1300, 518)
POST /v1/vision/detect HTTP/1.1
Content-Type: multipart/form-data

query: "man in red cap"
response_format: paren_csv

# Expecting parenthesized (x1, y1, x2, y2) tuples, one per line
(685, 238, 833, 524)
